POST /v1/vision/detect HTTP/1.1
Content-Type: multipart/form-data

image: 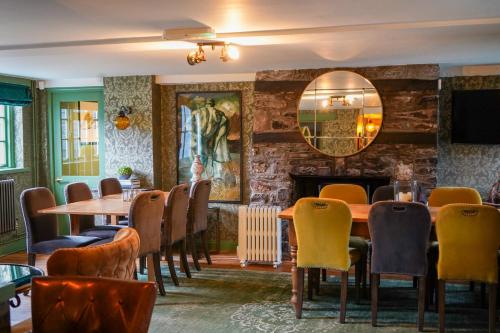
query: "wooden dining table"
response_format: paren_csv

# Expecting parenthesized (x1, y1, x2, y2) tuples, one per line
(278, 203, 441, 317)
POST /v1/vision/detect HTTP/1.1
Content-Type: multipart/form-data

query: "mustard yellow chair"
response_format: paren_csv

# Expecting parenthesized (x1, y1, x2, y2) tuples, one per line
(319, 184, 369, 290)
(293, 198, 362, 322)
(428, 187, 482, 207)
(435, 204, 500, 333)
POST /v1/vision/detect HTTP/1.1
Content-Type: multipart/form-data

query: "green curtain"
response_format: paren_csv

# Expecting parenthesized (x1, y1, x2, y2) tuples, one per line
(0, 82, 32, 106)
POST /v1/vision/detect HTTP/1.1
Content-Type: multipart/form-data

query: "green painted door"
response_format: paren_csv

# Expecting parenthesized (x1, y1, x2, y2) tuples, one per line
(49, 88, 105, 234)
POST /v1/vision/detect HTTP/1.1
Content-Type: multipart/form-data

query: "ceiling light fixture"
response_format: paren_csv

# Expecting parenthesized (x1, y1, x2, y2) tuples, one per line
(187, 42, 239, 66)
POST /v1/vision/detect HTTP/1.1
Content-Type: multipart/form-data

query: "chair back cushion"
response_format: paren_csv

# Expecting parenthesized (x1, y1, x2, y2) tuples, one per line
(164, 183, 190, 245)
(99, 177, 122, 197)
(64, 182, 96, 232)
(31, 276, 156, 333)
(20, 187, 58, 250)
(294, 198, 352, 271)
(428, 187, 482, 207)
(319, 184, 368, 204)
(46, 228, 140, 280)
(368, 202, 431, 276)
(372, 185, 394, 203)
(436, 204, 500, 283)
(188, 180, 211, 234)
(128, 191, 165, 256)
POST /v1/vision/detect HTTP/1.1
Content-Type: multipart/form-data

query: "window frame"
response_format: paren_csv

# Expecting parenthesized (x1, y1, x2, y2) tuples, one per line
(0, 105, 16, 169)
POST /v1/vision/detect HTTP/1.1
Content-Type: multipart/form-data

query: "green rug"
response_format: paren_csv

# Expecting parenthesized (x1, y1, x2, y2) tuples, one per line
(140, 268, 495, 333)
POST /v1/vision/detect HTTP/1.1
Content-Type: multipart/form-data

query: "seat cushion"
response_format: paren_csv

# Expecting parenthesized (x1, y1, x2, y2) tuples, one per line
(31, 236, 100, 254)
(349, 236, 369, 254)
(79, 228, 119, 240)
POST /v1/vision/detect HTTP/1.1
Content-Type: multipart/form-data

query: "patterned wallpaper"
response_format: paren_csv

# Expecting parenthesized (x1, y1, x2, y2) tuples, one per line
(160, 82, 254, 247)
(103, 76, 158, 187)
(438, 76, 500, 198)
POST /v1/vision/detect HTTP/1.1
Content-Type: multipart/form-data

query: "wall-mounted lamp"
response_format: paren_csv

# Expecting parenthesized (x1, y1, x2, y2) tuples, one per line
(114, 106, 132, 130)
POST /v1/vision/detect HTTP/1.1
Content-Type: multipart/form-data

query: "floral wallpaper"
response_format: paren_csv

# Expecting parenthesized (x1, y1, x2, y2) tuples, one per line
(103, 76, 158, 187)
(438, 76, 500, 198)
(160, 82, 254, 248)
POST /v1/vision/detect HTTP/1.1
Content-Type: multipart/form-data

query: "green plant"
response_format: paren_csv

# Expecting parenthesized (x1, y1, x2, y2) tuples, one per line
(117, 166, 133, 176)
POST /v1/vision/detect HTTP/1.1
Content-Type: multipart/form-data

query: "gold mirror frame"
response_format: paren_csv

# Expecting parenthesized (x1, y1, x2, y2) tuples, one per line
(297, 70, 383, 157)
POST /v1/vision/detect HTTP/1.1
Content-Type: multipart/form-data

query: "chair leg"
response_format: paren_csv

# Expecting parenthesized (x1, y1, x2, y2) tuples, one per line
(133, 269, 138, 280)
(361, 252, 368, 293)
(355, 261, 362, 304)
(296, 267, 305, 319)
(481, 283, 486, 308)
(180, 239, 191, 278)
(314, 268, 320, 295)
(190, 233, 201, 271)
(489, 283, 497, 333)
(307, 268, 314, 300)
(339, 271, 348, 324)
(469, 281, 475, 291)
(27, 253, 36, 266)
(418, 276, 426, 332)
(153, 252, 166, 296)
(371, 273, 379, 327)
(438, 280, 445, 333)
(322, 268, 327, 281)
(165, 245, 179, 286)
(201, 230, 212, 265)
(413, 276, 418, 288)
(139, 256, 146, 275)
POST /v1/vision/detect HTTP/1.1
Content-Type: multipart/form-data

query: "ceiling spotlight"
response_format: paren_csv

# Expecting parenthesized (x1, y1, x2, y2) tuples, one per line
(187, 45, 206, 65)
(220, 44, 239, 62)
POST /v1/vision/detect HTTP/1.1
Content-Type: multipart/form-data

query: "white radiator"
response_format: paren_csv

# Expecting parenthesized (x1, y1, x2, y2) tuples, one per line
(237, 205, 282, 268)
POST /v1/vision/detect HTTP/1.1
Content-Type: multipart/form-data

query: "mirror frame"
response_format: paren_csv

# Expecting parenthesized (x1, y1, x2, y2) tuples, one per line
(297, 70, 384, 157)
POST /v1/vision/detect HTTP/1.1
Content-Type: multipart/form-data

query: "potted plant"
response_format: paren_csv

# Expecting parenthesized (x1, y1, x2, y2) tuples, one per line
(117, 166, 133, 180)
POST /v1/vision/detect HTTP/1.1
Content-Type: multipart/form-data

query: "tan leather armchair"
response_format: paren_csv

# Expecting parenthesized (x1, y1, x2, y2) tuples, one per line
(31, 276, 156, 333)
(47, 228, 140, 280)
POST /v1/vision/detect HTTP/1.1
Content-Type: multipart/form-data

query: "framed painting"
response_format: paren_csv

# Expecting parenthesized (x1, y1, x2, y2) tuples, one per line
(176, 91, 242, 203)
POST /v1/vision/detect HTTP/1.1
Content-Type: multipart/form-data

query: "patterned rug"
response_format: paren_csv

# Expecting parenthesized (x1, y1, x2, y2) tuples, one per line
(140, 267, 495, 333)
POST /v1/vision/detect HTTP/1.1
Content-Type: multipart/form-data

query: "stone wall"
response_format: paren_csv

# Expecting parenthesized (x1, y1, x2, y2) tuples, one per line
(251, 65, 440, 208)
(438, 76, 500, 198)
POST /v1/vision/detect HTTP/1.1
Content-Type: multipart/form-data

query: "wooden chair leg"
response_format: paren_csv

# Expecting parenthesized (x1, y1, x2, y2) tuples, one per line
(201, 230, 212, 265)
(371, 273, 379, 327)
(438, 280, 445, 333)
(481, 283, 487, 308)
(165, 245, 179, 286)
(469, 281, 475, 291)
(180, 239, 191, 278)
(133, 269, 138, 280)
(314, 268, 320, 295)
(139, 256, 146, 275)
(362, 253, 367, 292)
(340, 271, 348, 324)
(418, 276, 426, 332)
(489, 283, 497, 333)
(190, 233, 201, 271)
(413, 276, 418, 288)
(28, 253, 36, 266)
(153, 252, 166, 296)
(322, 268, 327, 281)
(355, 261, 362, 304)
(307, 268, 314, 300)
(296, 267, 304, 319)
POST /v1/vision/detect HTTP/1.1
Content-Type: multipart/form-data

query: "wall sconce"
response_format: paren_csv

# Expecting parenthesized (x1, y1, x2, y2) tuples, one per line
(114, 106, 132, 130)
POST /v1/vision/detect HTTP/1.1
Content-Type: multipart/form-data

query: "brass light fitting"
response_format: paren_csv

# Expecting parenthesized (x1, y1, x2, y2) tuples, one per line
(187, 42, 239, 65)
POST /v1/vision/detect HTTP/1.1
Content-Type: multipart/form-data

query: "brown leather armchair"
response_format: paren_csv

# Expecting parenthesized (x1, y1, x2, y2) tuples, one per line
(31, 276, 156, 333)
(162, 183, 191, 286)
(188, 180, 212, 271)
(46, 228, 140, 280)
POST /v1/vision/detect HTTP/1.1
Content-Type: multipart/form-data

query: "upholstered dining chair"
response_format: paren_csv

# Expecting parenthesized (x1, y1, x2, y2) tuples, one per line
(368, 201, 432, 331)
(31, 276, 156, 333)
(162, 183, 191, 286)
(65, 182, 125, 242)
(46, 228, 140, 280)
(427, 187, 482, 207)
(435, 204, 500, 333)
(20, 187, 100, 267)
(128, 190, 166, 295)
(188, 180, 212, 271)
(98, 177, 128, 225)
(319, 183, 369, 290)
(293, 197, 362, 321)
(371, 185, 395, 203)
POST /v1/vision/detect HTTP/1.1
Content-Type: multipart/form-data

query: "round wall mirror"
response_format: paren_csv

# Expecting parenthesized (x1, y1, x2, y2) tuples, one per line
(298, 70, 383, 157)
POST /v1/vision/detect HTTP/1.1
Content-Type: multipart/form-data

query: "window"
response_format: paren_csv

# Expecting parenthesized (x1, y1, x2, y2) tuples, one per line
(0, 104, 19, 169)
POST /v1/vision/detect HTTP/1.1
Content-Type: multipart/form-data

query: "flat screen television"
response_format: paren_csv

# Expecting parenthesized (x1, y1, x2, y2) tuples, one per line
(452, 89, 500, 144)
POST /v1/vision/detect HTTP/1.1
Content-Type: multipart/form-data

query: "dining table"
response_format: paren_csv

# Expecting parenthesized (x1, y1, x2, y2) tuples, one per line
(277, 203, 441, 317)
(37, 191, 169, 283)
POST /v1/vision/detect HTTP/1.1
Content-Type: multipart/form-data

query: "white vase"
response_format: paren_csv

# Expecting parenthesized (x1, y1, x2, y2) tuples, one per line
(190, 155, 204, 182)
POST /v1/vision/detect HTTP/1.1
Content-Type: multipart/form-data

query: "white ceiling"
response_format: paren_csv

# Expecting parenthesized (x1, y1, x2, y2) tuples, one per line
(1, 0, 500, 81)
